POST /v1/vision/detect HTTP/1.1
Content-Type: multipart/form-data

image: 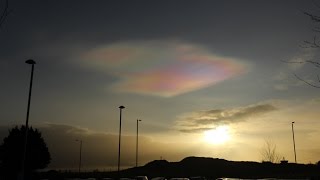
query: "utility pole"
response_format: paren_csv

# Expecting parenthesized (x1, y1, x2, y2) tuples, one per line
(118, 106, 125, 179)
(291, 122, 297, 163)
(20, 59, 36, 180)
(76, 139, 82, 173)
(136, 119, 141, 167)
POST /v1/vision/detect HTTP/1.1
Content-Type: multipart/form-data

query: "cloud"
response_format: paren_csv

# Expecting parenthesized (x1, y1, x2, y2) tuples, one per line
(274, 84, 289, 91)
(179, 127, 214, 133)
(273, 72, 307, 91)
(176, 103, 277, 133)
(78, 40, 246, 97)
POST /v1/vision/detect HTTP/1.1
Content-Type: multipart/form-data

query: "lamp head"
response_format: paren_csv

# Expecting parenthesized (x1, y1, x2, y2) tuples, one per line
(25, 59, 36, 65)
(119, 105, 125, 109)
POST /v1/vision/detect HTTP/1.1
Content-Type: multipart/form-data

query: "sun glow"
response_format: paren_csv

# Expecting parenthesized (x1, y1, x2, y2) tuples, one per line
(204, 126, 230, 144)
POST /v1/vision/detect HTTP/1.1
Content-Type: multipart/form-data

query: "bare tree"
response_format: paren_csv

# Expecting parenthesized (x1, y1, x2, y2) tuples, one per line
(282, 1, 320, 88)
(260, 139, 281, 163)
(0, 0, 11, 29)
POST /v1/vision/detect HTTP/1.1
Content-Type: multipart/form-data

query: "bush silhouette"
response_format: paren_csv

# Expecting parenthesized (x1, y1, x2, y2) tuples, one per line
(0, 125, 51, 179)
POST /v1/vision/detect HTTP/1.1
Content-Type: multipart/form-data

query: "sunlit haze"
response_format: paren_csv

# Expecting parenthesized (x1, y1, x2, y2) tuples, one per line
(203, 126, 230, 145)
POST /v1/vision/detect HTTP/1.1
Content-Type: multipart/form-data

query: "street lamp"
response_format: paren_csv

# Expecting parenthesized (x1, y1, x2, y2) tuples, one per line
(21, 59, 36, 180)
(76, 139, 83, 173)
(136, 119, 142, 167)
(117, 105, 125, 177)
(291, 122, 297, 163)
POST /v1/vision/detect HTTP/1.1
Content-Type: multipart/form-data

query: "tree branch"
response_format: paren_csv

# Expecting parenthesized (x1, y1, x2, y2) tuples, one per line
(0, 0, 11, 29)
(306, 60, 320, 68)
(301, 36, 320, 48)
(281, 60, 320, 68)
(304, 11, 320, 22)
(294, 73, 320, 88)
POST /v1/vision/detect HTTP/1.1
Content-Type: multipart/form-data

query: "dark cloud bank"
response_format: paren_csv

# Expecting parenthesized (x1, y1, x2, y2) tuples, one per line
(178, 103, 277, 133)
(0, 124, 196, 170)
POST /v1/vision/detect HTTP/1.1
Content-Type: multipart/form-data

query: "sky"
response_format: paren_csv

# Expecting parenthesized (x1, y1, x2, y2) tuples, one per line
(1, 0, 320, 170)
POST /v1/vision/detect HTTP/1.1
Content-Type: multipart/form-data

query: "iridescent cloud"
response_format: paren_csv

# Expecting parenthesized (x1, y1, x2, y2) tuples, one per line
(80, 41, 247, 97)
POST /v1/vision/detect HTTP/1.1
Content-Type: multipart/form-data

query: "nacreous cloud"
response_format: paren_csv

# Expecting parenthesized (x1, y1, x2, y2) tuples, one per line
(79, 40, 246, 97)
(177, 103, 277, 133)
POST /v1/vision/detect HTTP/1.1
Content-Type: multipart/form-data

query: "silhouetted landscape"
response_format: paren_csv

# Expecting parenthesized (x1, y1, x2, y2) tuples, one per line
(36, 157, 320, 180)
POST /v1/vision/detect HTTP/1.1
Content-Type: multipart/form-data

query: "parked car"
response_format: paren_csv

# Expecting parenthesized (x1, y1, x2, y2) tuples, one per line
(120, 178, 136, 180)
(151, 177, 167, 180)
(190, 177, 206, 180)
(169, 178, 190, 180)
(135, 176, 148, 180)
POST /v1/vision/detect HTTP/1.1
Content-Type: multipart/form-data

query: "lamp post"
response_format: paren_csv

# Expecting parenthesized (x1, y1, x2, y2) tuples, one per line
(76, 139, 82, 173)
(291, 122, 297, 163)
(117, 106, 125, 178)
(136, 119, 142, 167)
(20, 59, 36, 180)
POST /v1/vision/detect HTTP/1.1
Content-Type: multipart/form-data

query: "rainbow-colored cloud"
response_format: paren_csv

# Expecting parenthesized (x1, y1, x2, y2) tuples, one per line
(80, 41, 246, 97)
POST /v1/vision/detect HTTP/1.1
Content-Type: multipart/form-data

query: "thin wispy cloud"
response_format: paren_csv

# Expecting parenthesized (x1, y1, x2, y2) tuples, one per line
(176, 103, 277, 133)
(273, 72, 300, 91)
(79, 40, 246, 97)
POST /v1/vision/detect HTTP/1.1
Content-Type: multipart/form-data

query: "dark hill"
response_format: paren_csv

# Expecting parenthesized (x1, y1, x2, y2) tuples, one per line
(119, 156, 320, 179)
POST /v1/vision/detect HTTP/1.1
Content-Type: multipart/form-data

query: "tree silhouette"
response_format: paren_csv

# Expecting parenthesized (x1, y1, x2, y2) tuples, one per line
(260, 139, 281, 163)
(0, 0, 11, 29)
(283, 1, 320, 88)
(0, 126, 51, 179)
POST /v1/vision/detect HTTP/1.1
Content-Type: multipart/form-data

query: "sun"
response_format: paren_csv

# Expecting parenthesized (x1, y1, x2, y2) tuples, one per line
(203, 126, 230, 145)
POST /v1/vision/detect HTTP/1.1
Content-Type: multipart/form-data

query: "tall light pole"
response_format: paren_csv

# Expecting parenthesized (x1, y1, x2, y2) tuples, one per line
(136, 119, 142, 167)
(118, 105, 125, 178)
(291, 122, 297, 163)
(76, 139, 82, 173)
(20, 59, 36, 180)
